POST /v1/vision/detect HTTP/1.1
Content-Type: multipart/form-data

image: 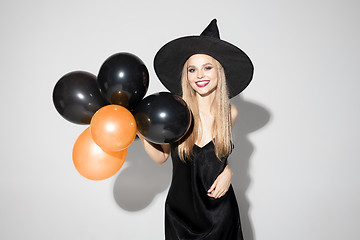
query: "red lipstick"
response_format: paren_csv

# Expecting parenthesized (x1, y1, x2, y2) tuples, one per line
(195, 80, 210, 87)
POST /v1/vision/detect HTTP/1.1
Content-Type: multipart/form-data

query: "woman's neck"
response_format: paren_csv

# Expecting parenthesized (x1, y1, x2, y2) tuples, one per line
(195, 91, 216, 114)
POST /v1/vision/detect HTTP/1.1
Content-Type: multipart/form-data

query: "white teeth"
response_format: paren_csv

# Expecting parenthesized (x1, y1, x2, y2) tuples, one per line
(196, 80, 209, 84)
(195, 80, 210, 87)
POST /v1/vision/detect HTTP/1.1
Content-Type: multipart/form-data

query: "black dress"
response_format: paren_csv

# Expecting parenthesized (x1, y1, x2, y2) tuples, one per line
(165, 141, 243, 240)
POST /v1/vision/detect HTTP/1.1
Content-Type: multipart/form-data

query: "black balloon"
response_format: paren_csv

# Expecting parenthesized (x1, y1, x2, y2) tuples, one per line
(53, 71, 108, 124)
(97, 52, 149, 110)
(134, 92, 192, 144)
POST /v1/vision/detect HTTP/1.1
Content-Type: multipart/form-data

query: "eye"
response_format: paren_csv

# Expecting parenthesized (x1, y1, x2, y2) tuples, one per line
(204, 66, 213, 71)
(188, 68, 195, 73)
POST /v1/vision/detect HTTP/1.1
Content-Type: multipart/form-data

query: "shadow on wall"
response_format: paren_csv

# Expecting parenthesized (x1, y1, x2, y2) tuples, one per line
(230, 95, 271, 240)
(113, 138, 171, 211)
(113, 95, 270, 240)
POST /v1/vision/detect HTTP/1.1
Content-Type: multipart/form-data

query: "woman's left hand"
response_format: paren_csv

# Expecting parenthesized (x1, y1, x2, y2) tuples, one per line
(207, 165, 233, 199)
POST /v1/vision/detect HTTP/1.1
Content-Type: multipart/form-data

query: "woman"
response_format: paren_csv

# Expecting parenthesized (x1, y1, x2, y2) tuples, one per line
(138, 19, 254, 240)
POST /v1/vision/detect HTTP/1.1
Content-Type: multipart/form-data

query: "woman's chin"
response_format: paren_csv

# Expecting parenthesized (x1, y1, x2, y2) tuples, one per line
(194, 88, 217, 98)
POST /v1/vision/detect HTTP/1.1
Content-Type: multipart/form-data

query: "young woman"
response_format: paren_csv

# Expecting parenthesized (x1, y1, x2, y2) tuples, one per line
(138, 19, 254, 240)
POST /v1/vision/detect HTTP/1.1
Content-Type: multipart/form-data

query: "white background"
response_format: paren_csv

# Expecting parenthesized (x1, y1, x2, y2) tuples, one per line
(1, 0, 359, 239)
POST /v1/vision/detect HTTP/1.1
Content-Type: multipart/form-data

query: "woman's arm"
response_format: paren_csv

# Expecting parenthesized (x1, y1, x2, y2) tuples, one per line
(137, 133, 171, 165)
(207, 104, 238, 198)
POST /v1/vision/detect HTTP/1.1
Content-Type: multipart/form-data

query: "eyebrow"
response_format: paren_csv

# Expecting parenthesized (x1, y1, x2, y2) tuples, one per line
(187, 63, 213, 68)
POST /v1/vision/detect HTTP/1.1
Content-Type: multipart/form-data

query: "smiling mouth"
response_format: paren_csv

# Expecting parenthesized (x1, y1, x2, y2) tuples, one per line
(195, 80, 210, 87)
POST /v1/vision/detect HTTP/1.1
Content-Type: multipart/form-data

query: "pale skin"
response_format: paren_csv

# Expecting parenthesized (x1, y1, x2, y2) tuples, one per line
(138, 54, 238, 199)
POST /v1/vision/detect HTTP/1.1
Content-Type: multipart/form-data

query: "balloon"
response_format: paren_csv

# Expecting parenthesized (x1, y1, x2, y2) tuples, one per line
(97, 52, 149, 110)
(134, 92, 192, 144)
(53, 71, 108, 124)
(90, 105, 137, 152)
(73, 127, 127, 181)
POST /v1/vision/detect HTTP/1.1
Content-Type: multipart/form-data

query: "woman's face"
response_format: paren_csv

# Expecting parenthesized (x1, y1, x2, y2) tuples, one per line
(186, 54, 218, 97)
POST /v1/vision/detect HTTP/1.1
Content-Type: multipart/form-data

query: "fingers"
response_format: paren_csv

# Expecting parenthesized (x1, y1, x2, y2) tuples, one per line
(207, 173, 231, 199)
(207, 182, 217, 198)
(208, 181, 217, 195)
(208, 188, 228, 199)
(207, 183, 228, 199)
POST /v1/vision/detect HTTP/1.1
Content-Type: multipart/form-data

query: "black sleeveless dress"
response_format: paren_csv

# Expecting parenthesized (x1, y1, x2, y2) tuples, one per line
(165, 141, 243, 240)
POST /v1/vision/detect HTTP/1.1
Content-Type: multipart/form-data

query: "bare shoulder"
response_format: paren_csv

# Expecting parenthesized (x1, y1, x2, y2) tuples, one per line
(230, 104, 238, 125)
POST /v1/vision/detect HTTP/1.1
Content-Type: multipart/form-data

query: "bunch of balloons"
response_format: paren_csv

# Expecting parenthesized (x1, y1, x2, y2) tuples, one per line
(53, 52, 192, 181)
(53, 52, 148, 180)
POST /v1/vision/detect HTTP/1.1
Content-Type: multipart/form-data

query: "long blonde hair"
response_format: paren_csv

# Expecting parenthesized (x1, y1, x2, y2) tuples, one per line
(177, 56, 233, 162)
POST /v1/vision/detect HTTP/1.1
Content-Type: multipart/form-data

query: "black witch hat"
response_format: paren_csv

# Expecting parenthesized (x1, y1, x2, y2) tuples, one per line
(154, 19, 254, 98)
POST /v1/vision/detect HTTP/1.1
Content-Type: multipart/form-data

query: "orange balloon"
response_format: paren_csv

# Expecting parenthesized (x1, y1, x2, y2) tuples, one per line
(90, 105, 137, 152)
(73, 127, 127, 180)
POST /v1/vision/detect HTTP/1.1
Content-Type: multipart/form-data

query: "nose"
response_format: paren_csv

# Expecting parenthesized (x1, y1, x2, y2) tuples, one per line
(197, 70, 204, 79)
